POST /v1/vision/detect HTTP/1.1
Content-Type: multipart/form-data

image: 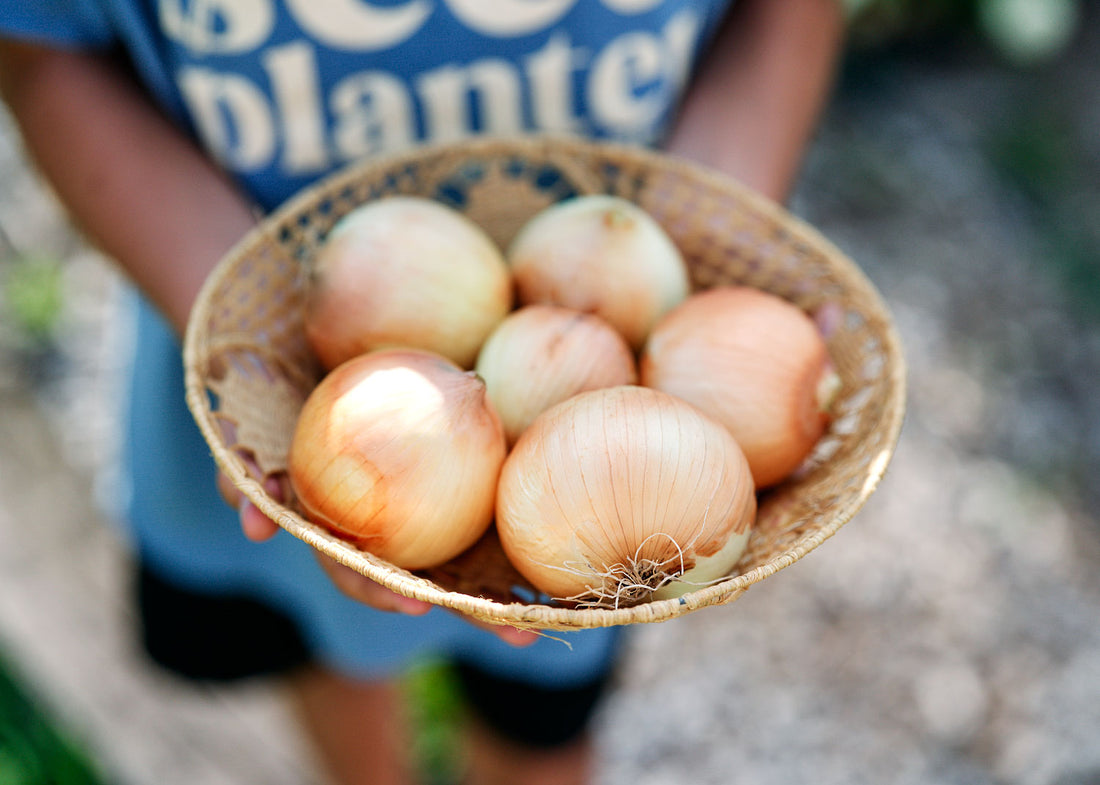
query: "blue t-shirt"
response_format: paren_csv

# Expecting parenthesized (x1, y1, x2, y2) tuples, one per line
(2, 0, 732, 210)
(0, 0, 734, 682)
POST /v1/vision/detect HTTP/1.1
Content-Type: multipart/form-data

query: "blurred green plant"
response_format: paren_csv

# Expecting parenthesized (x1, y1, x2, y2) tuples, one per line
(0, 652, 105, 785)
(845, 0, 1081, 65)
(403, 660, 468, 785)
(986, 103, 1100, 320)
(976, 0, 1080, 64)
(0, 217, 64, 352)
(2, 255, 65, 344)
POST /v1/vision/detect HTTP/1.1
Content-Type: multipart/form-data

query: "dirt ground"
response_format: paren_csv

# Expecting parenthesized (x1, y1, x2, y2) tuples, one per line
(2, 15, 1099, 785)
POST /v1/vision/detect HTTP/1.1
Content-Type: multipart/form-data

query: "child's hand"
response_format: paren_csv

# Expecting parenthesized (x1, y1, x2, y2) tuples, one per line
(314, 550, 539, 647)
(216, 468, 538, 647)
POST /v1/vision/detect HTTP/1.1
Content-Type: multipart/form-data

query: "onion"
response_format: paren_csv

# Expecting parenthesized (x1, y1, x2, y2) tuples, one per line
(287, 348, 506, 569)
(496, 386, 756, 607)
(304, 196, 513, 370)
(640, 286, 841, 488)
(474, 304, 638, 445)
(506, 195, 690, 351)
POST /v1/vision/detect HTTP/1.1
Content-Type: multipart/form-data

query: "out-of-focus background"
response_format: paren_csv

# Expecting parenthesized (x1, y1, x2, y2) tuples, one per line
(2, 1, 1099, 783)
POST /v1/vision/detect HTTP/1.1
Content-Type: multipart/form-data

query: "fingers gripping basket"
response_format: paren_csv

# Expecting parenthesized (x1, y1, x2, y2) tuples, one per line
(184, 136, 907, 632)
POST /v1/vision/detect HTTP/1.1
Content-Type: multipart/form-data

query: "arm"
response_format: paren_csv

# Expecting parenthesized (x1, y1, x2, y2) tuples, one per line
(0, 40, 256, 336)
(0, 40, 541, 641)
(666, 0, 846, 203)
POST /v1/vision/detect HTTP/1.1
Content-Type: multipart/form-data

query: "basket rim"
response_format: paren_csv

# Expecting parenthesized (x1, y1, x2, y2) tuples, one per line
(182, 134, 908, 630)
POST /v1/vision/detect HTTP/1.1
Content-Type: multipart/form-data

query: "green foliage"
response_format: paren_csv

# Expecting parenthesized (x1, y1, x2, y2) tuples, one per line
(2, 256, 64, 343)
(846, 0, 1081, 64)
(986, 100, 1100, 321)
(846, 0, 976, 41)
(988, 111, 1074, 200)
(403, 660, 468, 785)
(0, 653, 104, 785)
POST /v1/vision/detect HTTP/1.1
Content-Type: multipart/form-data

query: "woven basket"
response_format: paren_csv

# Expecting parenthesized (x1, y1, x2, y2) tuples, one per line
(184, 135, 906, 632)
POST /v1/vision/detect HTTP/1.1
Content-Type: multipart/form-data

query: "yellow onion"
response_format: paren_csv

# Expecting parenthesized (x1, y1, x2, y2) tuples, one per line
(506, 195, 690, 351)
(641, 286, 841, 488)
(287, 348, 506, 569)
(496, 386, 756, 607)
(474, 305, 638, 445)
(304, 196, 513, 370)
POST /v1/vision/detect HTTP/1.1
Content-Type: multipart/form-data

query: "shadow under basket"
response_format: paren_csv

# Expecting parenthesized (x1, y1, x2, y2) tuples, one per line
(183, 135, 907, 632)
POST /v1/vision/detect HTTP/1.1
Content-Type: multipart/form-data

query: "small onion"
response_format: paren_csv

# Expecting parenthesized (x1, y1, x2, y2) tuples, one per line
(287, 348, 506, 569)
(496, 386, 756, 606)
(641, 286, 841, 488)
(506, 195, 690, 351)
(475, 304, 638, 445)
(304, 196, 513, 370)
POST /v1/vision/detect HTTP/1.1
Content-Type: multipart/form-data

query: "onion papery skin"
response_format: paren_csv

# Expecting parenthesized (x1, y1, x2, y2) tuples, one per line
(287, 348, 507, 570)
(475, 305, 638, 446)
(495, 386, 756, 606)
(304, 196, 513, 370)
(640, 286, 838, 489)
(506, 195, 690, 351)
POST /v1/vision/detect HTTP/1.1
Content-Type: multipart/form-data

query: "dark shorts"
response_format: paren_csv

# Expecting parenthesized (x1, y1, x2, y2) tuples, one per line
(135, 562, 611, 749)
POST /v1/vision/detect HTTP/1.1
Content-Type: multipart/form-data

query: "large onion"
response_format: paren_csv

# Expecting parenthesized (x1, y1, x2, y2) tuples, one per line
(496, 386, 756, 606)
(506, 195, 690, 351)
(287, 348, 506, 569)
(474, 304, 638, 445)
(641, 286, 841, 488)
(303, 196, 513, 370)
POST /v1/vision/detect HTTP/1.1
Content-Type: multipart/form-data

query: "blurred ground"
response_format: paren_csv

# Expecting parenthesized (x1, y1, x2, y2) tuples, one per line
(2, 11, 1099, 785)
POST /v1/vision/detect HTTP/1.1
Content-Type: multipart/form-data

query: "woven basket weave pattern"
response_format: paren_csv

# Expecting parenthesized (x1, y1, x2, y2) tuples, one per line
(184, 136, 906, 631)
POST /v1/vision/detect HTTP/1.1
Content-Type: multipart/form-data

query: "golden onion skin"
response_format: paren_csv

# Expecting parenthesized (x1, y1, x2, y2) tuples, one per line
(641, 286, 837, 488)
(495, 386, 756, 605)
(288, 348, 507, 570)
(475, 304, 638, 446)
(506, 195, 690, 352)
(304, 196, 513, 370)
